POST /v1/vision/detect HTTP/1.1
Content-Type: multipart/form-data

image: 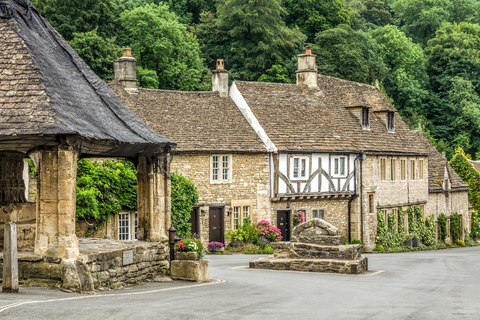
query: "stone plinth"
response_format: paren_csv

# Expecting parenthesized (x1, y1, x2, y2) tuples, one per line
(171, 259, 209, 282)
(175, 252, 199, 261)
(250, 219, 368, 275)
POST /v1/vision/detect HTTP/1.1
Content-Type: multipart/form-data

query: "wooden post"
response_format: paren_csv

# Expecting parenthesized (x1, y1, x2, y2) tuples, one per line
(2, 223, 19, 293)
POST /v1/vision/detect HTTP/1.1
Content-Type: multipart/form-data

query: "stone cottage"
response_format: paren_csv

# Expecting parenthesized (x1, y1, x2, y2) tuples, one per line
(111, 49, 470, 250)
(0, 0, 175, 291)
(110, 59, 270, 244)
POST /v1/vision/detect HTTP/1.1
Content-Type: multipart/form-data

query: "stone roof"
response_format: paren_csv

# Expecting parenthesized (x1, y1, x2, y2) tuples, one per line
(233, 75, 425, 154)
(0, 1, 173, 157)
(412, 131, 468, 192)
(468, 160, 480, 173)
(108, 83, 266, 153)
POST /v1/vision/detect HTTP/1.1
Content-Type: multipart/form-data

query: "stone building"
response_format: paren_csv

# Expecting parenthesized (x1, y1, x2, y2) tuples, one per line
(0, 0, 175, 291)
(110, 59, 269, 244)
(112, 48, 470, 250)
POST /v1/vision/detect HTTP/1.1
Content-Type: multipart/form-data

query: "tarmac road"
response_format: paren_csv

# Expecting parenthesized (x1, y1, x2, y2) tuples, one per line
(1, 246, 479, 320)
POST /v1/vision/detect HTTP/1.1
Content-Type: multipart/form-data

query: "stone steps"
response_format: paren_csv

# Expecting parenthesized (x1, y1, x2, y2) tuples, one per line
(272, 242, 362, 260)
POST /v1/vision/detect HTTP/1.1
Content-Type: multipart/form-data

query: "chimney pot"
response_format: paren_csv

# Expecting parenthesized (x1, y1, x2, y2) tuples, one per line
(306, 47, 312, 55)
(123, 48, 132, 58)
(115, 49, 137, 89)
(212, 58, 229, 97)
(296, 48, 318, 88)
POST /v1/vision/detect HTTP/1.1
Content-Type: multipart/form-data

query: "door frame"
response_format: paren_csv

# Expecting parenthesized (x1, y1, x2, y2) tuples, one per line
(276, 210, 291, 242)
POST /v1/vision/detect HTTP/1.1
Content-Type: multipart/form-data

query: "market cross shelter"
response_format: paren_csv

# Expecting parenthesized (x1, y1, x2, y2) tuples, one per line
(0, 0, 175, 292)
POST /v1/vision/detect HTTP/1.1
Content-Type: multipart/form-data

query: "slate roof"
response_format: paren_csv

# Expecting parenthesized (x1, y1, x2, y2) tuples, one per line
(0, 1, 173, 157)
(233, 75, 425, 154)
(468, 160, 480, 173)
(412, 131, 468, 192)
(109, 83, 266, 153)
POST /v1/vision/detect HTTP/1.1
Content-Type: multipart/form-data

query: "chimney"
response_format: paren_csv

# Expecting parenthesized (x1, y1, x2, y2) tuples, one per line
(115, 48, 137, 89)
(212, 59, 229, 97)
(296, 47, 318, 89)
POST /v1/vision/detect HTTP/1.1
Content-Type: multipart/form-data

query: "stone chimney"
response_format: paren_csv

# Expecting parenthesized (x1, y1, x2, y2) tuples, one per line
(296, 47, 318, 89)
(115, 48, 137, 89)
(212, 59, 229, 97)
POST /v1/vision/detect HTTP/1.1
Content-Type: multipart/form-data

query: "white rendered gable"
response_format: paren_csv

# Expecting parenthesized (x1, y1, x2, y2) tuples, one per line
(230, 82, 277, 152)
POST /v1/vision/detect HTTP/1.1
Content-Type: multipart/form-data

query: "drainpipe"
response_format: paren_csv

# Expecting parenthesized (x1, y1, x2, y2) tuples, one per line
(347, 156, 359, 243)
(360, 153, 365, 244)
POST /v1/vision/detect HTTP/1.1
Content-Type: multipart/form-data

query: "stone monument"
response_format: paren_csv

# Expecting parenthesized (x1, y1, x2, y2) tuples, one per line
(250, 219, 368, 274)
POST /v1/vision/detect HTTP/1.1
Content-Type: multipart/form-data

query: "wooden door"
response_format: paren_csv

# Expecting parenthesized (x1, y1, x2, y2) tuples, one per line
(277, 210, 291, 241)
(189, 207, 200, 236)
(209, 207, 224, 243)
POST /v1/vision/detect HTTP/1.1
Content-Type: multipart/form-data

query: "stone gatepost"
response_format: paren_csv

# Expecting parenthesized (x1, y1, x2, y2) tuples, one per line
(2, 223, 19, 293)
(137, 154, 171, 242)
(33, 146, 79, 259)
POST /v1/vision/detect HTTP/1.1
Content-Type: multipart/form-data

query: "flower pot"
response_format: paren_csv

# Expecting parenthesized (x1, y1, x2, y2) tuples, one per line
(412, 238, 420, 247)
(175, 251, 199, 260)
(404, 239, 413, 247)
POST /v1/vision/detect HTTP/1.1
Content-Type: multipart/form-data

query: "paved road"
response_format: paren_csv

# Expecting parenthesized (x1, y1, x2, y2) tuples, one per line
(1, 247, 479, 319)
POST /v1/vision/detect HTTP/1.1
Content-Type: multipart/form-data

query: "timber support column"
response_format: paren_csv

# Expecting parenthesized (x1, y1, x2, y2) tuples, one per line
(33, 145, 79, 259)
(137, 152, 171, 242)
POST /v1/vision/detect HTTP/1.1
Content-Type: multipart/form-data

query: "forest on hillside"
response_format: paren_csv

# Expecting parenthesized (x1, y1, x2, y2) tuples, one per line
(31, 0, 480, 159)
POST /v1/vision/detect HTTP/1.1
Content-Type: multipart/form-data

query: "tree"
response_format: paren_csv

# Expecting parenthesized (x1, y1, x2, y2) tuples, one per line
(370, 25, 428, 125)
(32, 0, 118, 41)
(171, 173, 199, 238)
(258, 64, 293, 84)
(282, 0, 350, 42)
(120, 3, 207, 90)
(313, 24, 387, 84)
(69, 30, 123, 80)
(208, 0, 306, 81)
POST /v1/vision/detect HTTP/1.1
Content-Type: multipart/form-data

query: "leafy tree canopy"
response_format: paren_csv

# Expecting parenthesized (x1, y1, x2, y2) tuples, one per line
(120, 3, 207, 90)
(282, 0, 350, 42)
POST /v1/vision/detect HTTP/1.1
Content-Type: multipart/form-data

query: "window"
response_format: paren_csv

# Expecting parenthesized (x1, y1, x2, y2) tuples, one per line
(400, 159, 406, 180)
(368, 193, 375, 213)
(419, 159, 424, 180)
(313, 209, 325, 219)
(211, 155, 231, 182)
(380, 158, 386, 180)
(390, 158, 396, 180)
(361, 107, 369, 129)
(118, 212, 138, 241)
(410, 159, 416, 180)
(290, 156, 309, 180)
(332, 156, 347, 177)
(387, 112, 395, 132)
(232, 205, 251, 230)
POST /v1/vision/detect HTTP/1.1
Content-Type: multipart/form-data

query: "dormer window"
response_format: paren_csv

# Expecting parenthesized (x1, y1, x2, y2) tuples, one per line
(361, 107, 369, 129)
(387, 112, 395, 132)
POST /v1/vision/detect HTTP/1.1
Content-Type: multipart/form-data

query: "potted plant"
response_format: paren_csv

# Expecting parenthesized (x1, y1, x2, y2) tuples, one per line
(207, 241, 225, 252)
(404, 235, 413, 247)
(175, 238, 204, 260)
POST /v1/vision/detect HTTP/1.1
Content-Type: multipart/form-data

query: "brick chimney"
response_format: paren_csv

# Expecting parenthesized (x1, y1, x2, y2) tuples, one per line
(115, 48, 137, 89)
(212, 59, 229, 97)
(296, 47, 318, 89)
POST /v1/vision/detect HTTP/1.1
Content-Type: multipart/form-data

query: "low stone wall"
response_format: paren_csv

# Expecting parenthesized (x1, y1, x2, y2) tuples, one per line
(0, 203, 36, 250)
(0, 240, 170, 292)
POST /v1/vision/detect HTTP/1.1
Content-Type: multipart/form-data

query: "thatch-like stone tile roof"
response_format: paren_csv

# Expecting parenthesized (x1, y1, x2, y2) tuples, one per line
(109, 83, 266, 153)
(234, 75, 423, 153)
(0, 0, 173, 157)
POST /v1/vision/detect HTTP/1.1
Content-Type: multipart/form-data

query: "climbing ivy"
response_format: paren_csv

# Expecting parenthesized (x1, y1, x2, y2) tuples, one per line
(470, 210, 480, 239)
(449, 148, 480, 211)
(450, 213, 461, 242)
(397, 207, 405, 234)
(76, 159, 137, 223)
(376, 210, 405, 249)
(437, 213, 448, 241)
(171, 172, 199, 238)
(422, 215, 437, 246)
(407, 206, 416, 237)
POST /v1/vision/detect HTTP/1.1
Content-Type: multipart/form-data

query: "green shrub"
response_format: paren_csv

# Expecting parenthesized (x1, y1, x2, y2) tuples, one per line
(350, 239, 362, 245)
(470, 210, 480, 239)
(437, 213, 447, 241)
(450, 213, 462, 242)
(407, 206, 416, 236)
(376, 210, 405, 248)
(171, 172, 199, 238)
(422, 215, 437, 246)
(397, 207, 405, 234)
(373, 244, 385, 252)
(456, 240, 466, 247)
(226, 217, 260, 245)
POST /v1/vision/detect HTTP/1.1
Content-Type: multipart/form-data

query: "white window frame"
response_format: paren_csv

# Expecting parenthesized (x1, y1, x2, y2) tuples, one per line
(231, 203, 252, 230)
(331, 156, 347, 178)
(117, 212, 138, 241)
(290, 156, 309, 180)
(312, 208, 325, 220)
(211, 155, 232, 183)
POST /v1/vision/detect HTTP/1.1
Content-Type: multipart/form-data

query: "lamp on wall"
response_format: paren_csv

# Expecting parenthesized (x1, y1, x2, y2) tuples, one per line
(227, 207, 232, 216)
(201, 209, 206, 217)
(287, 202, 290, 209)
